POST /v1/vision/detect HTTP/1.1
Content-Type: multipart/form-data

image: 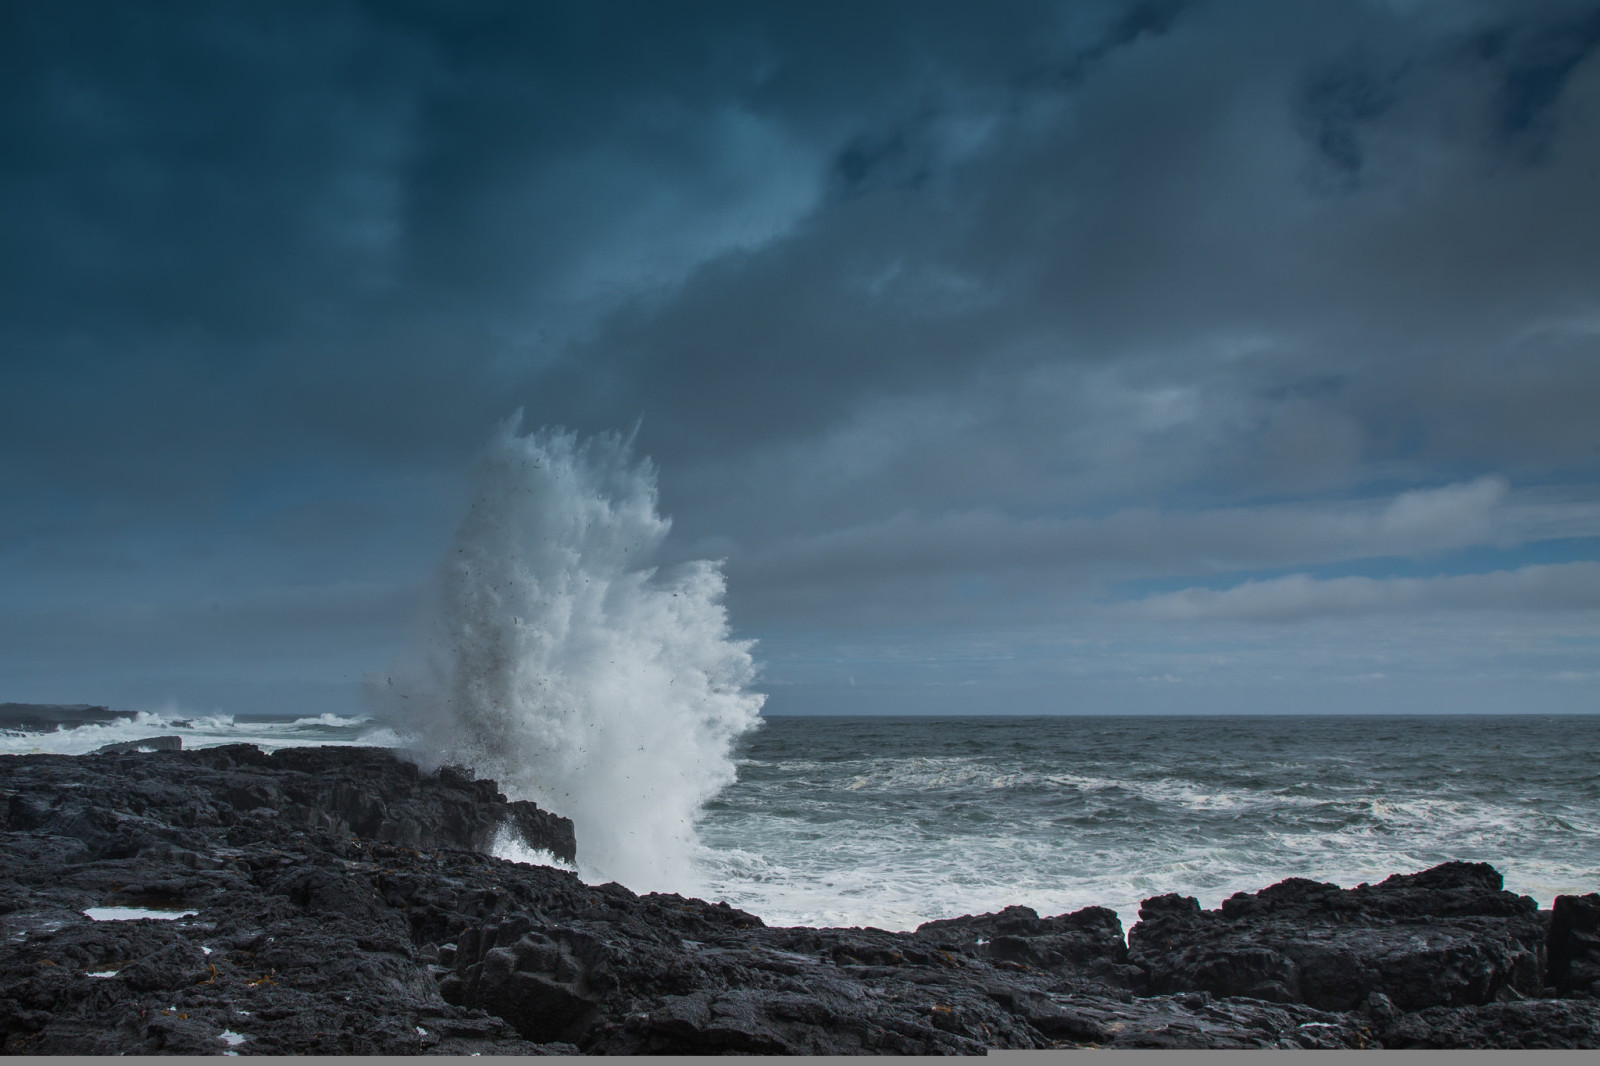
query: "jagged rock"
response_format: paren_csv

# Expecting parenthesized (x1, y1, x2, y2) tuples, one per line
(1379, 998, 1600, 1049)
(0, 744, 574, 863)
(93, 736, 182, 755)
(914, 904, 1136, 986)
(1126, 863, 1548, 1012)
(1549, 893, 1600, 998)
(1006, 989, 1379, 1049)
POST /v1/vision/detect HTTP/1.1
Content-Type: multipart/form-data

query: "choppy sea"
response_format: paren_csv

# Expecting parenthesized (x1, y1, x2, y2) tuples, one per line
(5, 711, 1597, 932)
(696, 715, 1600, 930)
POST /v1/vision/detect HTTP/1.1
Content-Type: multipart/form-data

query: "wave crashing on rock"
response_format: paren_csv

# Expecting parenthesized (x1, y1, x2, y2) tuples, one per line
(373, 415, 764, 894)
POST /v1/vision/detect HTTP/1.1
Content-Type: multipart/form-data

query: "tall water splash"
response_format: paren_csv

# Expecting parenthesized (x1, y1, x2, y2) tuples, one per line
(384, 413, 764, 892)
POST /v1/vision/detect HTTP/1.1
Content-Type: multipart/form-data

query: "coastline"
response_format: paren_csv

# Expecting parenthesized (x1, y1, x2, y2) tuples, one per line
(1, 744, 1595, 1053)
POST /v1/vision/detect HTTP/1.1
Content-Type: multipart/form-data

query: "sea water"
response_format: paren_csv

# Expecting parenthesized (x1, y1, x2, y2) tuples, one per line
(7, 708, 1597, 932)
(694, 713, 1600, 930)
(0, 711, 396, 757)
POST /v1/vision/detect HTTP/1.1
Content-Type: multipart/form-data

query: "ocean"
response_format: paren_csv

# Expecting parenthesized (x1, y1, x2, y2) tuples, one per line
(697, 714, 1600, 930)
(6, 709, 1597, 934)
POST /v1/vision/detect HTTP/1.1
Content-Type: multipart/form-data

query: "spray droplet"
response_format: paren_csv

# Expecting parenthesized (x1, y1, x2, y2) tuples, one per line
(382, 415, 764, 893)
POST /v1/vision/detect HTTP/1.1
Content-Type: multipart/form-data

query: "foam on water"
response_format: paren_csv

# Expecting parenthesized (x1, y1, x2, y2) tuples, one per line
(376, 415, 764, 893)
(0, 709, 391, 756)
(693, 715, 1600, 931)
(489, 825, 578, 872)
(6, 704, 1597, 933)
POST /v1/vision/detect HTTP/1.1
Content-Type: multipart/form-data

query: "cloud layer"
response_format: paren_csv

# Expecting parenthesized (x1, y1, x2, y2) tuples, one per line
(1128, 562, 1600, 622)
(3, 0, 1599, 714)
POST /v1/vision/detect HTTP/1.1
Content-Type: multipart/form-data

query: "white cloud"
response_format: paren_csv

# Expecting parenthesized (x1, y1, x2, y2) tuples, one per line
(1125, 561, 1600, 622)
(1378, 476, 1506, 544)
(734, 476, 1547, 592)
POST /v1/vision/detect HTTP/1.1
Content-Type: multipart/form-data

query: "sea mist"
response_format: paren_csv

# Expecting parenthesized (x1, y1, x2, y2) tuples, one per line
(381, 414, 764, 892)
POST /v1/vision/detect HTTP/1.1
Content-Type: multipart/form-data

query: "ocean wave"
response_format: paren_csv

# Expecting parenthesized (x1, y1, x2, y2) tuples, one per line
(289, 714, 374, 729)
(692, 716, 1600, 930)
(0, 709, 388, 756)
(373, 419, 764, 895)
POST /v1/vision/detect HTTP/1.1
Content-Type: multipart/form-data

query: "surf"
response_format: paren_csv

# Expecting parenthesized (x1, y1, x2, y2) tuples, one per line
(376, 413, 765, 893)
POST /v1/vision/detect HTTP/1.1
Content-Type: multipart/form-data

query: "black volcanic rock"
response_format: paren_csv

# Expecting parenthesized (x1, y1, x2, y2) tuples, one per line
(1126, 862, 1548, 1012)
(1379, 999, 1600, 1049)
(93, 737, 183, 755)
(913, 904, 1141, 987)
(0, 745, 1595, 1053)
(1549, 893, 1600, 998)
(0, 744, 574, 864)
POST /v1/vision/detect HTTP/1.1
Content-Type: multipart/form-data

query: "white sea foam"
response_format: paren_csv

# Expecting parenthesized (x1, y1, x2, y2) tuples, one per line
(376, 415, 764, 894)
(490, 825, 577, 871)
(692, 717, 1600, 932)
(0, 708, 384, 756)
(291, 714, 370, 728)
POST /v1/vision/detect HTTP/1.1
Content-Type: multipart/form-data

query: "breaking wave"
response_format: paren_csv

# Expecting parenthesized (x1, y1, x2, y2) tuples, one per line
(0, 709, 387, 756)
(374, 414, 764, 893)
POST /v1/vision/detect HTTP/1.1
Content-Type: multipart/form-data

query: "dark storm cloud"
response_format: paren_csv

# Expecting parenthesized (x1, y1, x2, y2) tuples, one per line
(1486, 4, 1600, 139)
(11, 0, 1597, 494)
(4, 0, 1599, 714)
(542, 0, 1600, 512)
(0, 0, 1173, 490)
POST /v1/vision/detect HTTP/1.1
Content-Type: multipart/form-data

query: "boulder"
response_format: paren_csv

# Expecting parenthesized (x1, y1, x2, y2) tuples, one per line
(1127, 863, 1547, 1012)
(1549, 893, 1600, 998)
(93, 737, 182, 755)
(915, 903, 1139, 986)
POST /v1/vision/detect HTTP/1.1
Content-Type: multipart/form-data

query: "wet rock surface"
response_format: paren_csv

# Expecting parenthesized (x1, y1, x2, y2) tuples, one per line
(1, 745, 1595, 1053)
(1549, 892, 1600, 998)
(93, 737, 184, 755)
(1128, 862, 1550, 1012)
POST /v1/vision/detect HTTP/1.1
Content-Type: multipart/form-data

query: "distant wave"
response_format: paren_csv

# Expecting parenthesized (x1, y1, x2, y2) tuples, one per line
(0, 709, 388, 756)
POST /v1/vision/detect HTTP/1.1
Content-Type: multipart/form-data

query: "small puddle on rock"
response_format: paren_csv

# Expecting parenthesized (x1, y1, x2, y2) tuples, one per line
(83, 906, 198, 921)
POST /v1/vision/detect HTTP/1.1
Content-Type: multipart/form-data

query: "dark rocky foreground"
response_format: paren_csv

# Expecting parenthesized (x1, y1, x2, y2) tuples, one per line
(1, 745, 1596, 1054)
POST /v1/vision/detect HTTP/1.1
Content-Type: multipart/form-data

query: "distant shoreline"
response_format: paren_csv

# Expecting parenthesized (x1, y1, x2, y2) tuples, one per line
(0, 703, 136, 732)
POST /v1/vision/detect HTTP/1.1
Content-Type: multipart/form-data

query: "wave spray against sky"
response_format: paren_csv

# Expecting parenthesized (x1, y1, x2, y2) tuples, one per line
(378, 413, 765, 892)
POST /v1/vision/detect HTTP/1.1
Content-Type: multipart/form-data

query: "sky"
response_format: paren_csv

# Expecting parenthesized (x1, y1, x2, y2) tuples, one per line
(3, 0, 1600, 717)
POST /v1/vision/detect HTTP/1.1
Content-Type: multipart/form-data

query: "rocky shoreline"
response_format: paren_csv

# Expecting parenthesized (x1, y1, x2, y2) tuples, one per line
(1, 744, 1596, 1053)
